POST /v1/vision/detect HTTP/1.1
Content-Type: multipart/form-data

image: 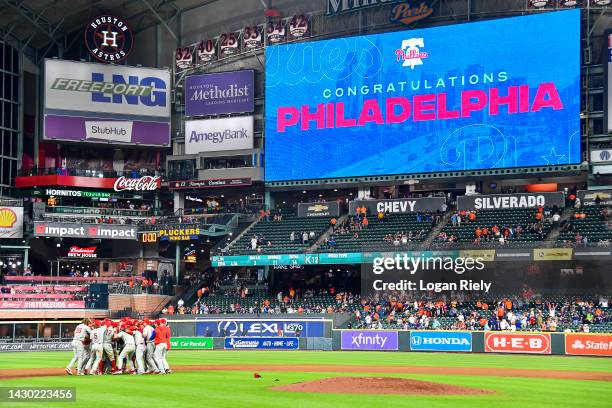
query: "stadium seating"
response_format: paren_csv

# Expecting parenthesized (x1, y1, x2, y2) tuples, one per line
(224, 215, 331, 254)
(558, 205, 612, 244)
(318, 213, 435, 252)
(438, 208, 552, 245)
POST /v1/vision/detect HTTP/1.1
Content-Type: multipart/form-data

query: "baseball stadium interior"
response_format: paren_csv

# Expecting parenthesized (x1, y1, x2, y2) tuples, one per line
(0, 0, 611, 407)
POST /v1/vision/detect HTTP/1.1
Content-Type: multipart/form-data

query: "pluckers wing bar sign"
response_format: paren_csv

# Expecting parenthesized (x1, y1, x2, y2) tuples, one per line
(456, 192, 565, 211)
(113, 176, 161, 192)
(169, 178, 251, 190)
(84, 15, 134, 63)
(158, 227, 201, 241)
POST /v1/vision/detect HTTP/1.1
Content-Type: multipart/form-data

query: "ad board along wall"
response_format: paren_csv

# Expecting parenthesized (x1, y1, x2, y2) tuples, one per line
(43, 59, 171, 146)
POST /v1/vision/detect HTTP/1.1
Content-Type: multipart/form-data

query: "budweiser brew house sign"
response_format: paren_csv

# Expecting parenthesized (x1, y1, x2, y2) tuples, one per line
(113, 176, 161, 192)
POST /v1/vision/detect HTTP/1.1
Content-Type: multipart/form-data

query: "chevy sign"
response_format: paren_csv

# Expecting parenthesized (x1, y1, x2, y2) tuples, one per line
(410, 331, 472, 352)
(185, 116, 254, 154)
(44, 59, 171, 146)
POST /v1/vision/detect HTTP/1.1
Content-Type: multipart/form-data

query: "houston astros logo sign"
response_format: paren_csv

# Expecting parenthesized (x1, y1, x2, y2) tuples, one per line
(84, 15, 134, 63)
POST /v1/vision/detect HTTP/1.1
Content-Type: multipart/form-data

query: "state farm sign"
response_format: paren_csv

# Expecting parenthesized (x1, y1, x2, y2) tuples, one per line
(113, 176, 160, 192)
(484, 332, 551, 354)
(565, 333, 612, 356)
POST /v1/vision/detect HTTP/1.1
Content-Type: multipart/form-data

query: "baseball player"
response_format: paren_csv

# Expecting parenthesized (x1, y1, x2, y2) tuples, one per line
(66, 318, 91, 375)
(113, 326, 136, 374)
(86, 320, 105, 375)
(133, 323, 147, 375)
(142, 319, 160, 374)
(89, 319, 117, 375)
(153, 319, 172, 374)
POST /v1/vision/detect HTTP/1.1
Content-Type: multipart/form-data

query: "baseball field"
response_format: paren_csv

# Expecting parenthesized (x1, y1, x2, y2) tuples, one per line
(0, 351, 611, 407)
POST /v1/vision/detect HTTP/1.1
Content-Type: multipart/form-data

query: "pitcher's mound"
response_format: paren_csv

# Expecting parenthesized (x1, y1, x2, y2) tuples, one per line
(271, 376, 493, 395)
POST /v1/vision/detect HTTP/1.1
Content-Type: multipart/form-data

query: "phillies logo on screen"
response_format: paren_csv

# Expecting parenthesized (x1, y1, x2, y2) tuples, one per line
(395, 38, 428, 69)
(84, 15, 134, 63)
(113, 176, 160, 192)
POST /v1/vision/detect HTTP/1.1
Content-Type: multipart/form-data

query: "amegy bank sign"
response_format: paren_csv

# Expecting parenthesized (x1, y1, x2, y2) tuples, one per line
(34, 222, 137, 240)
(43, 59, 171, 146)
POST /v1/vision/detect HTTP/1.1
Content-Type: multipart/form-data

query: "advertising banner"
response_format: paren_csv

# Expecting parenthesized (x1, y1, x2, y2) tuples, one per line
(38, 189, 111, 198)
(43, 59, 171, 146)
(185, 70, 254, 116)
(457, 192, 565, 211)
(0, 206, 23, 238)
(0, 300, 85, 309)
(590, 149, 612, 163)
(533, 248, 573, 261)
(169, 178, 252, 189)
(297, 202, 341, 217)
(67, 246, 97, 258)
(484, 332, 551, 354)
(265, 10, 580, 181)
(224, 337, 299, 349)
(196, 319, 325, 337)
(159, 227, 201, 242)
(0, 342, 72, 352)
(340, 330, 398, 351)
(409, 331, 472, 351)
(185, 116, 254, 154)
(565, 333, 612, 356)
(607, 30, 612, 133)
(349, 198, 446, 214)
(170, 337, 214, 350)
(577, 190, 612, 206)
(33, 222, 137, 240)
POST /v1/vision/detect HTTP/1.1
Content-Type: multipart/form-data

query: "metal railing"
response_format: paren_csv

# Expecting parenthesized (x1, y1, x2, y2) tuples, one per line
(18, 167, 165, 179)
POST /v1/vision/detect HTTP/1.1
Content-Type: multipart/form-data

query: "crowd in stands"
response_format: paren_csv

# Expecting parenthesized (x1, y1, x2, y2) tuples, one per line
(353, 290, 611, 333)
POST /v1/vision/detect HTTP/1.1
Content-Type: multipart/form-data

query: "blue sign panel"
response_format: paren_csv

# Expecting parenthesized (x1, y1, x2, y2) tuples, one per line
(196, 319, 325, 337)
(265, 10, 581, 181)
(409, 331, 472, 351)
(224, 337, 299, 349)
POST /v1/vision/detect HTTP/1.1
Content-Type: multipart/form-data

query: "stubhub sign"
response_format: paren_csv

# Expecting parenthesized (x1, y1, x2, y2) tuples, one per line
(44, 59, 171, 146)
(410, 331, 472, 352)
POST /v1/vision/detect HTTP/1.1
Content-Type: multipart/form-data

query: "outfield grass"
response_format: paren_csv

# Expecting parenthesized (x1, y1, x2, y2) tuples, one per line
(0, 351, 610, 408)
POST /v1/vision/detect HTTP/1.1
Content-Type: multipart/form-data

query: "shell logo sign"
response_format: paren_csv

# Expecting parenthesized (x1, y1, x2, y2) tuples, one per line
(0, 207, 23, 238)
(0, 208, 17, 228)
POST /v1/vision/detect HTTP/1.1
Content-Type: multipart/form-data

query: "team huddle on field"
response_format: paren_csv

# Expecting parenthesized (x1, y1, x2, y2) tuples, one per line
(65, 317, 172, 375)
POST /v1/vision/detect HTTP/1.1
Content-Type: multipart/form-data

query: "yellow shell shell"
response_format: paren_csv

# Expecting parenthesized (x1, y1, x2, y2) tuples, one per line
(0, 208, 17, 228)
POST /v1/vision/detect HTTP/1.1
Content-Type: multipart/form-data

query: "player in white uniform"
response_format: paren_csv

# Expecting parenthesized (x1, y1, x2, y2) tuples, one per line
(113, 328, 136, 374)
(133, 325, 146, 375)
(86, 323, 106, 375)
(141, 321, 160, 373)
(88, 320, 116, 374)
(66, 318, 91, 375)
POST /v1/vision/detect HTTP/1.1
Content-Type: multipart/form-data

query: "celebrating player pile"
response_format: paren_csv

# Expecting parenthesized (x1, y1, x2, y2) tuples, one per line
(65, 317, 172, 375)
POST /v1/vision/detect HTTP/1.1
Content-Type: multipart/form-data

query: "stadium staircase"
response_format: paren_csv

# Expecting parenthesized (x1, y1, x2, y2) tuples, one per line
(543, 206, 575, 247)
(418, 211, 452, 250)
(309, 214, 349, 252)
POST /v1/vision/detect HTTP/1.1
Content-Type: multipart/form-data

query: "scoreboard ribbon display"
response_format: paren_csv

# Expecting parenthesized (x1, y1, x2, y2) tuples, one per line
(265, 10, 581, 181)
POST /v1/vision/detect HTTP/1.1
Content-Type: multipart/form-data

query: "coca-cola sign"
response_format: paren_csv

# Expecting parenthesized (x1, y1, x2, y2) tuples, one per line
(113, 176, 161, 192)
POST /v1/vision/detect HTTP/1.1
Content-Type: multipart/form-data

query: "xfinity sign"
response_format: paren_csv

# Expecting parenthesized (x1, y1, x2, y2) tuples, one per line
(185, 116, 254, 154)
(410, 331, 472, 352)
(341, 330, 398, 350)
